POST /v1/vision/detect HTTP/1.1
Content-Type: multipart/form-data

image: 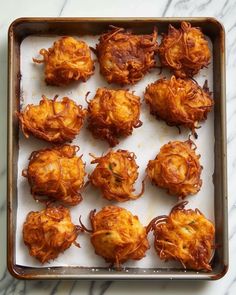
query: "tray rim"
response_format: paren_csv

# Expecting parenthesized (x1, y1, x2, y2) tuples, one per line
(7, 16, 228, 280)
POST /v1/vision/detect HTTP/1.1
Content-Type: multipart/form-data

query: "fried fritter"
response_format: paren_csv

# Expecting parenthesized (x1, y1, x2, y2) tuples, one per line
(144, 76, 214, 134)
(159, 22, 211, 78)
(33, 36, 94, 86)
(23, 206, 80, 263)
(148, 201, 215, 271)
(87, 88, 142, 147)
(89, 149, 144, 202)
(146, 140, 202, 199)
(96, 26, 158, 84)
(85, 206, 149, 268)
(18, 95, 87, 143)
(22, 145, 85, 206)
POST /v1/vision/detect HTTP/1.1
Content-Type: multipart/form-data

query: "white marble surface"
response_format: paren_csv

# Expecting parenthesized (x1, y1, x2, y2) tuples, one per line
(0, 0, 235, 294)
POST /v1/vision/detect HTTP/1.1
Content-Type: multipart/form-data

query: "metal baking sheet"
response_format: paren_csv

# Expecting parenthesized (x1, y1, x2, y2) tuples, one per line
(7, 17, 228, 280)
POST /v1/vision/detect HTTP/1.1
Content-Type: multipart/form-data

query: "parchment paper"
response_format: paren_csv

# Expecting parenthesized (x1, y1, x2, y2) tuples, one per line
(16, 35, 215, 268)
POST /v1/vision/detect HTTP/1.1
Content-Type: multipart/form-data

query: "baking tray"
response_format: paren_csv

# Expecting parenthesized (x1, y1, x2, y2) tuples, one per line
(7, 17, 228, 280)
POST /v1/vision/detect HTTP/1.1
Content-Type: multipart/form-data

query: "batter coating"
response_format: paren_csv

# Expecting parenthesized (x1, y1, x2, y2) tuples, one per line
(23, 206, 80, 263)
(96, 26, 158, 84)
(89, 149, 144, 202)
(23, 145, 86, 206)
(159, 22, 211, 78)
(87, 88, 142, 146)
(144, 76, 214, 134)
(18, 95, 87, 143)
(147, 201, 215, 271)
(33, 36, 94, 86)
(146, 140, 202, 199)
(82, 206, 149, 268)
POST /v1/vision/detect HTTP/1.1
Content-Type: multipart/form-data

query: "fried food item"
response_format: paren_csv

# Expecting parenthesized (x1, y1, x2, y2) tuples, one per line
(87, 88, 142, 147)
(86, 206, 149, 267)
(96, 26, 158, 84)
(33, 36, 94, 86)
(147, 201, 215, 271)
(17, 95, 87, 143)
(159, 22, 211, 78)
(89, 149, 144, 202)
(144, 76, 214, 134)
(23, 206, 80, 263)
(146, 140, 202, 199)
(22, 145, 85, 206)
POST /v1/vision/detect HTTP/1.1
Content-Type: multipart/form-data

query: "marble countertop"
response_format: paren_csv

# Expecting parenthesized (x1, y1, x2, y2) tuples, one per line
(0, 0, 235, 294)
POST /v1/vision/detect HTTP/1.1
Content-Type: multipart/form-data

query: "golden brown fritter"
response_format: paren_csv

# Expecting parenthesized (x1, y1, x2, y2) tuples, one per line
(22, 145, 85, 206)
(17, 95, 87, 143)
(146, 140, 202, 199)
(144, 76, 214, 134)
(147, 201, 215, 271)
(87, 88, 142, 147)
(85, 206, 149, 268)
(96, 26, 158, 85)
(89, 150, 144, 202)
(159, 22, 211, 78)
(23, 206, 80, 263)
(33, 36, 94, 86)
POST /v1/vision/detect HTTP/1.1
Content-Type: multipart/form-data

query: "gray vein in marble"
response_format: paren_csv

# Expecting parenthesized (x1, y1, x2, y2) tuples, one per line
(229, 224, 236, 240)
(89, 281, 112, 295)
(59, 0, 69, 16)
(14, 280, 26, 295)
(0, 269, 14, 294)
(89, 281, 95, 295)
(224, 276, 236, 295)
(24, 280, 59, 294)
(0, 202, 6, 213)
(174, 0, 191, 10)
(216, 0, 231, 18)
(227, 109, 236, 124)
(228, 201, 236, 215)
(51, 281, 61, 295)
(227, 127, 236, 144)
(221, 0, 230, 11)
(68, 280, 77, 295)
(198, 0, 212, 11)
(0, 168, 5, 178)
(162, 0, 173, 16)
(228, 21, 236, 33)
(3, 279, 18, 295)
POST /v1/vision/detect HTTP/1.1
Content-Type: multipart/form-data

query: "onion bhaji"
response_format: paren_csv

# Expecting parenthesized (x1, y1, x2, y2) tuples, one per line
(144, 76, 214, 134)
(23, 206, 80, 263)
(18, 95, 87, 143)
(96, 26, 158, 85)
(159, 22, 211, 78)
(147, 201, 215, 271)
(85, 206, 149, 268)
(146, 140, 202, 199)
(89, 149, 144, 202)
(33, 36, 94, 86)
(87, 88, 142, 147)
(22, 145, 86, 206)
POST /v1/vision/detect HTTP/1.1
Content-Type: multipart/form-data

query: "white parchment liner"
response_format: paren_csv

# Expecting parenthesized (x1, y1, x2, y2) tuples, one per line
(16, 35, 214, 268)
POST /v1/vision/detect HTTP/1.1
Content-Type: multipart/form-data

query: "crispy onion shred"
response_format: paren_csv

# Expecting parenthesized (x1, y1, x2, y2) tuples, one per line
(148, 201, 215, 271)
(87, 206, 149, 269)
(89, 149, 144, 202)
(17, 95, 87, 143)
(96, 26, 158, 84)
(23, 145, 86, 206)
(159, 22, 211, 78)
